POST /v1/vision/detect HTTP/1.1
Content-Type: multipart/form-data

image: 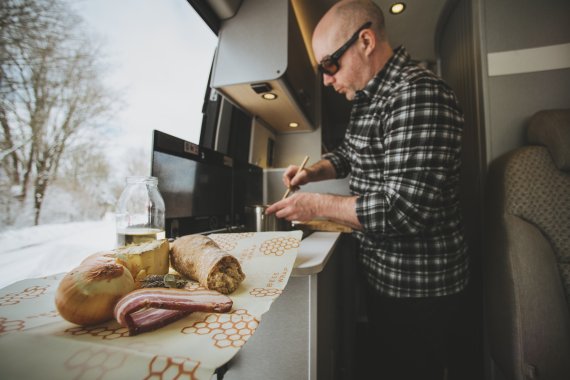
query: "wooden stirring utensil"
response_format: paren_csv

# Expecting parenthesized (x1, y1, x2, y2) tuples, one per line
(282, 155, 309, 200)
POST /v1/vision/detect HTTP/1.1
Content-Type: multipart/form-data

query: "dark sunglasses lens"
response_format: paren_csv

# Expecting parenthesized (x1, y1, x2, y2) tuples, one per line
(318, 58, 339, 75)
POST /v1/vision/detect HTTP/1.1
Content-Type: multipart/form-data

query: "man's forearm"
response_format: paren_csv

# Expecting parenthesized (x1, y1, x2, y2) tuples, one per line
(310, 160, 362, 229)
(316, 193, 363, 230)
(307, 159, 337, 182)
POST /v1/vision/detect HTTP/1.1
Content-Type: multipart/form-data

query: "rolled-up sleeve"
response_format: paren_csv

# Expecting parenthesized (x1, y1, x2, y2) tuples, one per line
(322, 139, 352, 179)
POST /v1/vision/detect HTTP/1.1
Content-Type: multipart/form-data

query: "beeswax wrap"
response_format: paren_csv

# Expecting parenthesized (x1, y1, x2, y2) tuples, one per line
(0, 231, 302, 380)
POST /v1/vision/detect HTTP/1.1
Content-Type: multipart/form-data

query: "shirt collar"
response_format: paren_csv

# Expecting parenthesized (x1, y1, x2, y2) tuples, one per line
(355, 45, 409, 103)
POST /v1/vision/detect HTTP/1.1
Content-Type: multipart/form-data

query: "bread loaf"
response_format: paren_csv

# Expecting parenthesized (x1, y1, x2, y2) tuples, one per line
(170, 234, 245, 294)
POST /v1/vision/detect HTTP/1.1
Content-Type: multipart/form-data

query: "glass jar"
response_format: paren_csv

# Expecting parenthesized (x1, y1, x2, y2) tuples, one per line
(115, 176, 165, 246)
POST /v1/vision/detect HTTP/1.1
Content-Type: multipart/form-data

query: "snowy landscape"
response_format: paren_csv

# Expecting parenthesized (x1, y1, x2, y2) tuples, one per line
(0, 217, 116, 290)
(0, 0, 215, 291)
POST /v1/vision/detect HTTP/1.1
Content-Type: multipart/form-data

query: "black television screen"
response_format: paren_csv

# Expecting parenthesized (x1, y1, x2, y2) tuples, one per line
(152, 151, 232, 219)
(151, 130, 234, 237)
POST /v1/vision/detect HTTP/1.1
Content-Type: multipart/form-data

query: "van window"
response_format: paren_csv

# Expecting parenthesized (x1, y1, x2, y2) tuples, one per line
(75, 0, 218, 174)
(0, 0, 217, 232)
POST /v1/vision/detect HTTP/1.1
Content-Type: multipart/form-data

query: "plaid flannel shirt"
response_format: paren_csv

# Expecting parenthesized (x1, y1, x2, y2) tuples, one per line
(324, 46, 469, 298)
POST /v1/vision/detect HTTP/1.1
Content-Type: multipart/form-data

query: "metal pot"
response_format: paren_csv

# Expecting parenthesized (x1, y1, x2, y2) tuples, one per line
(244, 205, 291, 232)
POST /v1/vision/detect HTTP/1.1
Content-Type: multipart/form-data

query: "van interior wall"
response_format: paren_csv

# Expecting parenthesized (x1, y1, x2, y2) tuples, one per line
(482, 0, 570, 162)
(481, 1, 569, 376)
(438, 0, 486, 378)
(272, 128, 322, 169)
(438, 0, 570, 378)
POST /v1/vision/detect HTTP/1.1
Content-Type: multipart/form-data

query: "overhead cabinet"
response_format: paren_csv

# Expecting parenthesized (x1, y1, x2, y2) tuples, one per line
(211, 0, 317, 133)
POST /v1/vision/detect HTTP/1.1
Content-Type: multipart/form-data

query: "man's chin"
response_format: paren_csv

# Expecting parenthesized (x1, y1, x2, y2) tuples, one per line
(345, 91, 356, 101)
(335, 87, 355, 101)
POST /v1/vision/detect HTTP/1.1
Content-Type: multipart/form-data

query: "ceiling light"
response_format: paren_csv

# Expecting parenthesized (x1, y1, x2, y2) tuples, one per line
(262, 93, 277, 100)
(390, 2, 406, 15)
(289, 122, 299, 128)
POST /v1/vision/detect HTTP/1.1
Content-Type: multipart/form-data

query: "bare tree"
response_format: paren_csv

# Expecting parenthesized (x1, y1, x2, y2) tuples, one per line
(48, 142, 117, 221)
(1, 0, 44, 189)
(0, 0, 116, 225)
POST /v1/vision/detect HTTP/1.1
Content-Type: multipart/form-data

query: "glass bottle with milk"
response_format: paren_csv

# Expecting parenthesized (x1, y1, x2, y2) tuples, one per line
(116, 176, 165, 246)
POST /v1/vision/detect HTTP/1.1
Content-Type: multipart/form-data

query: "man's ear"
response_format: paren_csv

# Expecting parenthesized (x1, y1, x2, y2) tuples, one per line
(360, 29, 376, 56)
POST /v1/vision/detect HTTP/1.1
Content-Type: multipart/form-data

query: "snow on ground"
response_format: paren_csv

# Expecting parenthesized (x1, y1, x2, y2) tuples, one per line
(0, 217, 116, 290)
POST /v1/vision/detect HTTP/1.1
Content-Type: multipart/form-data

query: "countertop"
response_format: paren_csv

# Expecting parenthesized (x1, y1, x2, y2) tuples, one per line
(292, 231, 342, 276)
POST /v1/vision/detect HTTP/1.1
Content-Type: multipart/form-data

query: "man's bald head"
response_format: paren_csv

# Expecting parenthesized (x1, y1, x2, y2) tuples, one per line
(312, 0, 393, 100)
(313, 0, 387, 54)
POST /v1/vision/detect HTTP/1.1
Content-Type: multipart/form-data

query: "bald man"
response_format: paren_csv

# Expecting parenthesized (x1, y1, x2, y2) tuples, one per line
(266, 1, 470, 378)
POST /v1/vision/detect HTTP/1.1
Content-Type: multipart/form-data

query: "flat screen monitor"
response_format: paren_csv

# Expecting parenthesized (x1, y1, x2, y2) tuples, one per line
(151, 130, 234, 237)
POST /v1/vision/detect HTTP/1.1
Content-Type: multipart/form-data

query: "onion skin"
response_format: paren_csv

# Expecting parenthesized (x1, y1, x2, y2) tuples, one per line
(80, 251, 116, 266)
(55, 260, 135, 326)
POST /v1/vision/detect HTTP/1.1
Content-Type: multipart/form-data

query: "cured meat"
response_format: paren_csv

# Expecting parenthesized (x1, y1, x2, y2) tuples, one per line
(170, 234, 245, 294)
(127, 308, 191, 335)
(114, 288, 233, 335)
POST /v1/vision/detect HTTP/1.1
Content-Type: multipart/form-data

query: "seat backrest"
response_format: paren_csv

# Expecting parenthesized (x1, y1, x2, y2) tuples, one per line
(525, 109, 570, 303)
(485, 109, 570, 380)
(503, 148, 570, 302)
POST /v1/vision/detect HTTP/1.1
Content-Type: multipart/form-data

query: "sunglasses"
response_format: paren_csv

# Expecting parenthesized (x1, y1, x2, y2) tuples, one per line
(317, 21, 372, 76)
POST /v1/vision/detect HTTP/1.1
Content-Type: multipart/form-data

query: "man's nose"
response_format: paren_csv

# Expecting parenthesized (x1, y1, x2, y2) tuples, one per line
(322, 73, 334, 86)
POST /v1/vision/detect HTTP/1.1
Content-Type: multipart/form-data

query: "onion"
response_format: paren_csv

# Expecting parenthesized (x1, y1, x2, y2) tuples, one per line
(80, 251, 116, 265)
(55, 260, 135, 326)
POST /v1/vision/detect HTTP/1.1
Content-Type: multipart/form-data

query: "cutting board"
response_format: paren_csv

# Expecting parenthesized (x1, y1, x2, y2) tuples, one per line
(293, 219, 353, 233)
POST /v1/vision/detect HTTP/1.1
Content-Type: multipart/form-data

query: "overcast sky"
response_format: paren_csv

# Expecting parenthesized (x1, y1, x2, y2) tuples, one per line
(69, 0, 217, 154)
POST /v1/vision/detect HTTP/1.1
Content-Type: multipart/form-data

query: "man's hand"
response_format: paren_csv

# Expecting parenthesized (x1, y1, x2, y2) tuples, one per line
(283, 159, 337, 191)
(265, 192, 363, 230)
(282, 164, 310, 192)
(266, 192, 321, 222)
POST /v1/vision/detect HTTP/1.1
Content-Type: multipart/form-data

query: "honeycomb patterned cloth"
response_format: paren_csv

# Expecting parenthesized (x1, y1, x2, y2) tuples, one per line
(0, 231, 302, 380)
(504, 146, 570, 302)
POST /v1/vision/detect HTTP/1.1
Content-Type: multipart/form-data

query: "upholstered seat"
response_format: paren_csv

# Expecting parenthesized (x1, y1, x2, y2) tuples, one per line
(485, 109, 570, 379)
